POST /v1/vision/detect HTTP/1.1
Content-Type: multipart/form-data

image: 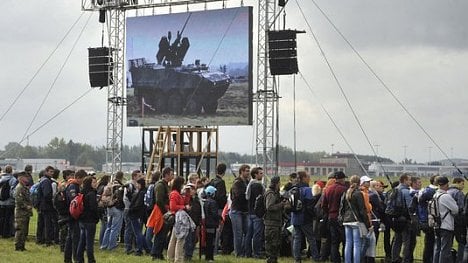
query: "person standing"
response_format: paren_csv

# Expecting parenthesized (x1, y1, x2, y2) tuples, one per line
(167, 176, 191, 263)
(150, 167, 174, 260)
(341, 175, 371, 263)
(446, 177, 465, 263)
(76, 176, 99, 263)
(38, 166, 55, 245)
(124, 170, 141, 254)
(264, 176, 289, 263)
(128, 177, 148, 256)
(100, 171, 125, 251)
(184, 182, 202, 261)
(204, 185, 220, 262)
(229, 164, 250, 257)
(245, 167, 265, 258)
(64, 169, 87, 263)
(291, 171, 320, 263)
(390, 173, 412, 263)
(417, 175, 437, 263)
(433, 176, 459, 263)
(14, 172, 32, 251)
(0, 165, 18, 238)
(322, 171, 348, 263)
(210, 163, 228, 254)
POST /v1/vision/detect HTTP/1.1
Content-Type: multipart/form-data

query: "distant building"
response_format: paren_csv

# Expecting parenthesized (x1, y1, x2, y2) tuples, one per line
(321, 153, 368, 176)
(0, 158, 70, 172)
(368, 162, 468, 177)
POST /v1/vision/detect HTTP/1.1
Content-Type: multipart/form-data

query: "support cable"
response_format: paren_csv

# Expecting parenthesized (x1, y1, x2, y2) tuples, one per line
(0, 12, 86, 124)
(309, 0, 467, 181)
(0, 88, 94, 158)
(299, 72, 369, 176)
(296, 0, 390, 182)
(20, 13, 94, 143)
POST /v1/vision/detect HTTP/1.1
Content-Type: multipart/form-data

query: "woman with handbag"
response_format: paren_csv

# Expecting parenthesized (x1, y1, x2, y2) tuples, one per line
(340, 175, 371, 263)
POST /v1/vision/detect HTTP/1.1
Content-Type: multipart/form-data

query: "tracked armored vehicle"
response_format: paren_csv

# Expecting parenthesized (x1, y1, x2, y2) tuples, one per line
(128, 17, 231, 115)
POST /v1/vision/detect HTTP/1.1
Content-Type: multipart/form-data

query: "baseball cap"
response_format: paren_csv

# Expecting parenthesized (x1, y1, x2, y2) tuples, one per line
(360, 175, 372, 185)
(334, 171, 346, 179)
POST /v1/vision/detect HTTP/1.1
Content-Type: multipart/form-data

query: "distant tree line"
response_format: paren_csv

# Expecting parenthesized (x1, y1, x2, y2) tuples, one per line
(0, 137, 396, 171)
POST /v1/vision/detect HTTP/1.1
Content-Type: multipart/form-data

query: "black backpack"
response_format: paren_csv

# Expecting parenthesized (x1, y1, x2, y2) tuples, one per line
(254, 193, 266, 218)
(0, 180, 11, 201)
(384, 187, 407, 218)
(53, 187, 69, 216)
(288, 186, 303, 212)
(428, 193, 449, 229)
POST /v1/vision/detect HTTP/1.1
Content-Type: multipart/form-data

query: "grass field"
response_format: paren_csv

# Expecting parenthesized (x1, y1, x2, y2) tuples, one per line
(0, 174, 464, 262)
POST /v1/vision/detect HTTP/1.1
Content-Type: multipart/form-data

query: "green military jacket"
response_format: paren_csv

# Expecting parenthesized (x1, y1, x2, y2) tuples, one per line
(15, 183, 33, 217)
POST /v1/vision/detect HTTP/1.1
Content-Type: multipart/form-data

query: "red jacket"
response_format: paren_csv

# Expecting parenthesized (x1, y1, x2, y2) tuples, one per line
(169, 190, 186, 214)
(322, 182, 348, 220)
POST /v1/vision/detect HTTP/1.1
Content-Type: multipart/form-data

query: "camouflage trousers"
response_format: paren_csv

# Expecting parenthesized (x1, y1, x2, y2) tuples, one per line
(15, 216, 30, 249)
(265, 225, 281, 263)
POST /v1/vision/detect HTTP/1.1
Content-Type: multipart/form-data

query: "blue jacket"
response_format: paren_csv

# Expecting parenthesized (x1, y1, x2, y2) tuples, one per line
(417, 185, 436, 222)
(290, 182, 313, 226)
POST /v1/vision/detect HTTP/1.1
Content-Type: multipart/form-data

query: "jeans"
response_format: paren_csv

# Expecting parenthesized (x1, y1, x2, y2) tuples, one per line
(124, 210, 135, 252)
(292, 223, 320, 261)
(145, 226, 154, 250)
(344, 225, 361, 263)
(184, 229, 196, 258)
(64, 220, 80, 263)
(433, 229, 454, 263)
(391, 226, 411, 263)
(76, 222, 96, 263)
(151, 222, 169, 258)
(244, 214, 264, 257)
(100, 207, 124, 250)
(129, 217, 146, 253)
(99, 217, 107, 247)
(229, 209, 248, 257)
(329, 219, 344, 263)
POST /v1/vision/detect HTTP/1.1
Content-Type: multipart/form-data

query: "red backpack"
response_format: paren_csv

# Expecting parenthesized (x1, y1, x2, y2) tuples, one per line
(69, 193, 84, 220)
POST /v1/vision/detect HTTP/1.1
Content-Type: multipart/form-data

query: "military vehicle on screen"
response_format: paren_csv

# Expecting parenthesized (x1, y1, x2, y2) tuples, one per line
(128, 15, 231, 115)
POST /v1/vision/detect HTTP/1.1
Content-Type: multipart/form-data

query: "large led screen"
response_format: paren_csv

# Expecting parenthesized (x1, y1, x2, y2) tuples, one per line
(126, 7, 253, 126)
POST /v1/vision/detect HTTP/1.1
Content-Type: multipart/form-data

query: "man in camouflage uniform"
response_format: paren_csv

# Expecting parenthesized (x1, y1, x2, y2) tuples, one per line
(14, 172, 33, 251)
(264, 176, 289, 263)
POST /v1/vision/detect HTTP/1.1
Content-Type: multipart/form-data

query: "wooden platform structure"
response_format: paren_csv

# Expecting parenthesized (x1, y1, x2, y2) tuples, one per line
(142, 127, 218, 180)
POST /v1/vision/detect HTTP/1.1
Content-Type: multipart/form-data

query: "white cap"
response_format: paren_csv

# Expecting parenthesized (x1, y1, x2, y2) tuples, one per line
(360, 175, 372, 185)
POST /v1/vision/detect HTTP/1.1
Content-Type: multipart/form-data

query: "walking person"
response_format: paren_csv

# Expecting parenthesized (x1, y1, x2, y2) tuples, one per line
(341, 175, 371, 263)
(76, 176, 99, 263)
(433, 176, 459, 263)
(14, 172, 32, 251)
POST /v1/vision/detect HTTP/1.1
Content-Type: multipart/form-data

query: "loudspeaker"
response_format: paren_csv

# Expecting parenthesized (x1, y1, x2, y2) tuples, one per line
(268, 30, 299, 75)
(99, 9, 106, 23)
(88, 47, 113, 88)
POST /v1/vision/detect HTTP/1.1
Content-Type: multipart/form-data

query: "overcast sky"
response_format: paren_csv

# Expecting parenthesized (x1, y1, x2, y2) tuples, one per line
(1, 0, 468, 164)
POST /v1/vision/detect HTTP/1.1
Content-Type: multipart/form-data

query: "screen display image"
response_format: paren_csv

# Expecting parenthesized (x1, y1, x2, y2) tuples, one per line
(126, 7, 253, 126)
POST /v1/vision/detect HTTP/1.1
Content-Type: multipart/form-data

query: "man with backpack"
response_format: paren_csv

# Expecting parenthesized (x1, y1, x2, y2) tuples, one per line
(322, 171, 348, 263)
(245, 167, 265, 258)
(432, 176, 458, 263)
(446, 177, 465, 263)
(64, 169, 86, 263)
(389, 173, 412, 263)
(417, 175, 437, 263)
(100, 171, 125, 251)
(0, 165, 18, 238)
(38, 166, 55, 246)
(291, 171, 320, 263)
(123, 170, 141, 254)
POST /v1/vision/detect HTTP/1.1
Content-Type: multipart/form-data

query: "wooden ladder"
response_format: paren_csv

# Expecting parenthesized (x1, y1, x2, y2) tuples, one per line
(146, 126, 169, 180)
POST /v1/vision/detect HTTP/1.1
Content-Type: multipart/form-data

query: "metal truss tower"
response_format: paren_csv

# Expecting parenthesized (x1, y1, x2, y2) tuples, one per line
(256, 0, 278, 176)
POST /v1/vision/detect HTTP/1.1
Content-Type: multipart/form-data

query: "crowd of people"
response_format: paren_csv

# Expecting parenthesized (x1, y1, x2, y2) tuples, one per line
(0, 163, 467, 263)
